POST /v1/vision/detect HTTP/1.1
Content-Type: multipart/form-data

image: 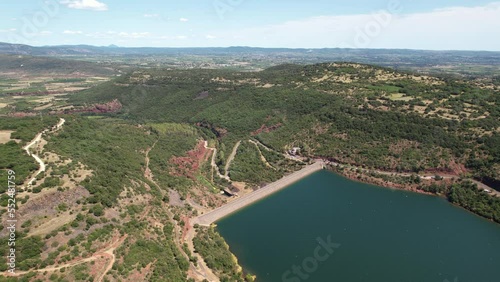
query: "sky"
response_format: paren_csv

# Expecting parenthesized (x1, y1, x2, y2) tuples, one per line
(0, 0, 499, 50)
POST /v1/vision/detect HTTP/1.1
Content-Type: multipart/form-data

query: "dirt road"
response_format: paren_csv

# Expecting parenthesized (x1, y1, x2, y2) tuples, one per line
(23, 118, 65, 187)
(1, 235, 126, 278)
(248, 140, 275, 170)
(224, 141, 241, 179)
(96, 235, 128, 282)
(145, 140, 219, 282)
(205, 141, 230, 182)
(249, 139, 305, 162)
(328, 161, 499, 196)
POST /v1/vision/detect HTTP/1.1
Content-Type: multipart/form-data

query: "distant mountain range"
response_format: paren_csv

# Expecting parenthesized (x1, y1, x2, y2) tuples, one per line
(1, 41, 500, 57)
(1, 42, 499, 79)
(0, 42, 318, 56)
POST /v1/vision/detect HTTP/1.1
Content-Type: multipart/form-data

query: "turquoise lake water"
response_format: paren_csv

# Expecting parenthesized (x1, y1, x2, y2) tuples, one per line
(217, 170, 500, 282)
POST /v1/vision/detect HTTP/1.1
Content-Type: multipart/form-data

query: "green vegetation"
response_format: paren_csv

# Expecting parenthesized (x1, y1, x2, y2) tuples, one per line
(45, 117, 155, 207)
(367, 84, 401, 93)
(0, 116, 58, 185)
(0, 235, 44, 271)
(194, 227, 251, 282)
(0, 61, 499, 281)
(67, 62, 500, 222)
(123, 239, 187, 281)
(71, 64, 498, 182)
(113, 221, 189, 282)
(448, 181, 500, 223)
(31, 177, 63, 193)
(229, 141, 282, 186)
(0, 116, 59, 142)
(0, 141, 38, 187)
(147, 123, 201, 195)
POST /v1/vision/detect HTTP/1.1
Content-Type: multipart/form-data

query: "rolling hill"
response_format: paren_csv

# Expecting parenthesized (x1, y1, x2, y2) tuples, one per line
(70, 63, 500, 186)
(0, 61, 499, 281)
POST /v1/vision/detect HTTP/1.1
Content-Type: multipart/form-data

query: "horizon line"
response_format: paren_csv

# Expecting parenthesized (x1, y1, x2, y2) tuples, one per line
(1, 42, 500, 53)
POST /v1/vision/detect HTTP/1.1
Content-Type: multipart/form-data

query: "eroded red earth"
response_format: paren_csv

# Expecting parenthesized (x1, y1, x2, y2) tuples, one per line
(169, 141, 210, 179)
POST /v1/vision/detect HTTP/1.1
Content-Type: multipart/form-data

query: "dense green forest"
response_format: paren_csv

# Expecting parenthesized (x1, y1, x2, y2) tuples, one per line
(448, 181, 500, 223)
(0, 116, 59, 186)
(147, 123, 201, 195)
(229, 141, 283, 186)
(69, 63, 500, 187)
(45, 117, 156, 207)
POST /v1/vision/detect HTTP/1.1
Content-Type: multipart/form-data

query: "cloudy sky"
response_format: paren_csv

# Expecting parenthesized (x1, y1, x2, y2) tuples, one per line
(0, 0, 499, 50)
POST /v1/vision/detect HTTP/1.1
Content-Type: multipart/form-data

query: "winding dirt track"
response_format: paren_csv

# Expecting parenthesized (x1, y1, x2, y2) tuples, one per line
(224, 141, 241, 179)
(23, 118, 65, 187)
(1, 235, 126, 278)
(1, 118, 129, 280)
(205, 141, 230, 182)
(96, 235, 128, 282)
(249, 140, 276, 170)
(146, 140, 219, 282)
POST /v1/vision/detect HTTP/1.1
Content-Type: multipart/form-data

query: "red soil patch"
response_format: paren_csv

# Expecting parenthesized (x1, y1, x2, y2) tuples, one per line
(169, 141, 210, 179)
(61, 99, 122, 114)
(181, 217, 191, 241)
(9, 99, 122, 117)
(7, 112, 38, 117)
(127, 262, 155, 281)
(252, 123, 282, 136)
(424, 159, 468, 176)
(88, 255, 110, 280)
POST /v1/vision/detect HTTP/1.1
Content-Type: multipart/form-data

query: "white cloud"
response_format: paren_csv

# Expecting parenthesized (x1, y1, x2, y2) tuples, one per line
(205, 34, 217, 40)
(176, 35, 188, 40)
(24, 31, 53, 37)
(179, 18, 189, 22)
(63, 30, 83, 34)
(60, 0, 108, 11)
(118, 32, 151, 39)
(144, 14, 159, 18)
(208, 2, 500, 50)
(0, 28, 16, 33)
(85, 31, 150, 39)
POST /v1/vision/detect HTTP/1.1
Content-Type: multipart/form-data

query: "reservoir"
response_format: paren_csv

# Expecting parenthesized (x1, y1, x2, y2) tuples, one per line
(217, 170, 500, 282)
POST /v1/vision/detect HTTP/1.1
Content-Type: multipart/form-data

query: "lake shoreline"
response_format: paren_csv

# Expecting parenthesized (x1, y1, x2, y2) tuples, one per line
(215, 170, 500, 282)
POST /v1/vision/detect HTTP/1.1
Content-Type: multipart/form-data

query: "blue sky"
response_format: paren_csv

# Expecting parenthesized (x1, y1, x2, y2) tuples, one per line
(0, 0, 499, 50)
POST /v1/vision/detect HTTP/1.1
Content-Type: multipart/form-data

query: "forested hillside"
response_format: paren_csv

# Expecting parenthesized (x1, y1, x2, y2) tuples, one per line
(70, 63, 500, 187)
(1, 62, 498, 281)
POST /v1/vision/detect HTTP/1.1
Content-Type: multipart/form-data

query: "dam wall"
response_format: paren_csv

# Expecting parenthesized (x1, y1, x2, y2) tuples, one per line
(195, 161, 324, 226)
